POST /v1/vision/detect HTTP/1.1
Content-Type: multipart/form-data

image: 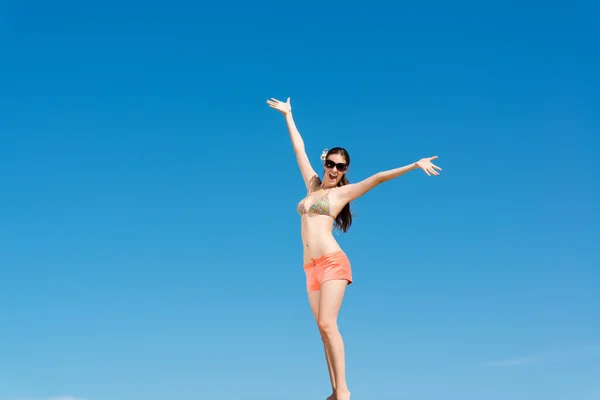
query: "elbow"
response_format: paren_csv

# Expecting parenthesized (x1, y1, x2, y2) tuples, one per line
(374, 172, 385, 185)
(293, 144, 305, 154)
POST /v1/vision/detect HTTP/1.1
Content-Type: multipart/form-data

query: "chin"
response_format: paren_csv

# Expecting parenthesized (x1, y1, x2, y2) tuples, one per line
(323, 173, 342, 187)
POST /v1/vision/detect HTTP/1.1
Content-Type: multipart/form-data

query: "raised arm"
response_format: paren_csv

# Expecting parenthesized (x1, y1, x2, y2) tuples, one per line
(338, 156, 441, 203)
(267, 97, 319, 190)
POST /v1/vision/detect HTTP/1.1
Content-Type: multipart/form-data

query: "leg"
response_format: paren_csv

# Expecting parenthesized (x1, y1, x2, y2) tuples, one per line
(308, 290, 337, 400)
(318, 279, 350, 400)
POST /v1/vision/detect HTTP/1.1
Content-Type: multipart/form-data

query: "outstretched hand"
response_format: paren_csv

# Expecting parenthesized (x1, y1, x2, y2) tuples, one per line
(416, 156, 442, 176)
(266, 97, 292, 115)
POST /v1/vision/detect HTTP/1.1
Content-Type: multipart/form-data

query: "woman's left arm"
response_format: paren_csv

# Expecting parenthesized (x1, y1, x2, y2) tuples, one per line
(338, 156, 441, 203)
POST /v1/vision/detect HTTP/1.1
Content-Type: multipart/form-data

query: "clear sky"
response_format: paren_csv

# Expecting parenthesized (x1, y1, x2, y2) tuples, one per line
(1, 1, 598, 400)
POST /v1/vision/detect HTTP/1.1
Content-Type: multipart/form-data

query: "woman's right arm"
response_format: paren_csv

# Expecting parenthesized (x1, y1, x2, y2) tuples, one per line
(267, 97, 319, 190)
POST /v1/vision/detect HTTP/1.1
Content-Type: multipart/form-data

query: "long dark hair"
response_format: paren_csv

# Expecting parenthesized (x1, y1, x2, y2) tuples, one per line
(326, 147, 353, 233)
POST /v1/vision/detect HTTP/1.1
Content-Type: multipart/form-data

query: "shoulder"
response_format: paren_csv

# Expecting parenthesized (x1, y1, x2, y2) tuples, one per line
(328, 185, 349, 205)
(334, 175, 382, 203)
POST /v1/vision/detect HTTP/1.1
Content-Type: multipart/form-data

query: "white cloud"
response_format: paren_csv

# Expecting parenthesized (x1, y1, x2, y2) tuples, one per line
(484, 344, 600, 368)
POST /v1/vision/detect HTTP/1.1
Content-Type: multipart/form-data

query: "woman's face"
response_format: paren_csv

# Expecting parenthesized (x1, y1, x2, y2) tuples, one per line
(323, 153, 348, 186)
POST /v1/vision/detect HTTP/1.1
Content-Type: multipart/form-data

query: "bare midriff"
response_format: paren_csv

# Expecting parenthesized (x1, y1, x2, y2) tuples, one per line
(300, 214, 343, 264)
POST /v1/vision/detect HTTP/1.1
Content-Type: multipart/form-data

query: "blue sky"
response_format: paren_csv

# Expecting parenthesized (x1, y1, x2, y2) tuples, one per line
(1, 1, 598, 399)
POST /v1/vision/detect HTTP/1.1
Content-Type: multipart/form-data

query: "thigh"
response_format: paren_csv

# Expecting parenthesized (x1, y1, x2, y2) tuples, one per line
(318, 280, 348, 323)
(308, 290, 321, 321)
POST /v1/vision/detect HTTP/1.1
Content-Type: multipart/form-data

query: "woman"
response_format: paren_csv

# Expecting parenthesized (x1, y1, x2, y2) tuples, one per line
(266, 97, 441, 400)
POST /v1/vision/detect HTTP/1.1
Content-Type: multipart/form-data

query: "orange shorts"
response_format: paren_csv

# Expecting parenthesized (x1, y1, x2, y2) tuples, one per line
(303, 250, 353, 292)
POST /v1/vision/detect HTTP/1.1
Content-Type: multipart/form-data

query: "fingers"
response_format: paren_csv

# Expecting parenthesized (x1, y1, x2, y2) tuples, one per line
(421, 156, 442, 175)
(266, 100, 282, 109)
(267, 97, 289, 104)
(267, 97, 291, 103)
(420, 163, 440, 176)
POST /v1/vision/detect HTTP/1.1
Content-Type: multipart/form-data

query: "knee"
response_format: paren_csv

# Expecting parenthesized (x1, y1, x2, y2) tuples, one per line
(317, 318, 338, 337)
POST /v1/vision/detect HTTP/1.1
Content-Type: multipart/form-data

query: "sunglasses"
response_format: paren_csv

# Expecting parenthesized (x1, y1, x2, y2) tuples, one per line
(325, 159, 348, 172)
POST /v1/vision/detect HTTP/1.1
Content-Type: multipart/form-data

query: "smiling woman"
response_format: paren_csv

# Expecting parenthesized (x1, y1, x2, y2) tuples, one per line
(266, 97, 442, 400)
(295, 146, 353, 233)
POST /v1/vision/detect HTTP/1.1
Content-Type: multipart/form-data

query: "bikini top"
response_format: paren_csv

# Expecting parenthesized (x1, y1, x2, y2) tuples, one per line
(297, 189, 335, 219)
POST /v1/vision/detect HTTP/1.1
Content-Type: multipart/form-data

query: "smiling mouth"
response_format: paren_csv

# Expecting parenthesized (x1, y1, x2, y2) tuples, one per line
(328, 173, 338, 180)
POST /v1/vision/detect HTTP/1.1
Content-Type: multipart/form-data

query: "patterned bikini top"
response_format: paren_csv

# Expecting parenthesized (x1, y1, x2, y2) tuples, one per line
(297, 189, 335, 219)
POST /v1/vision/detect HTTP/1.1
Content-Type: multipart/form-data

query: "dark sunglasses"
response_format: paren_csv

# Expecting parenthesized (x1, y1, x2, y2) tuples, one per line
(325, 159, 348, 171)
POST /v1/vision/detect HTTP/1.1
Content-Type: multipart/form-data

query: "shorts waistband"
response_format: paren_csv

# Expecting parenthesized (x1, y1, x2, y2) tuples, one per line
(304, 250, 347, 268)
